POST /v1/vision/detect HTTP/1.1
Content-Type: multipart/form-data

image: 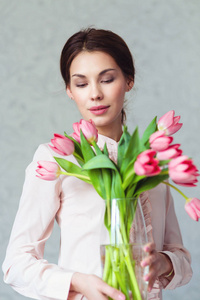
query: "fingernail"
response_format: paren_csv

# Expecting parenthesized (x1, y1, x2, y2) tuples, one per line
(141, 260, 147, 267)
(144, 275, 149, 281)
(148, 286, 152, 292)
(144, 246, 149, 252)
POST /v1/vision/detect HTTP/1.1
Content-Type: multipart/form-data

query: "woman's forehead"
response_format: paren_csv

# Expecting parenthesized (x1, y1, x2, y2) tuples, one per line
(70, 51, 119, 76)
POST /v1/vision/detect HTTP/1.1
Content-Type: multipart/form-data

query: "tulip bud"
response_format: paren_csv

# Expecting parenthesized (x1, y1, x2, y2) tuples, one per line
(185, 198, 200, 221)
(149, 131, 173, 151)
(49, 134, 74, 156)
(134, 149, 161, 177)
(72, 119, 98, 144)
(157, 110, 183, 136)
(36, 161, 61, 181)
(157, 144, 182, 160)
(169, 155, 199, 186)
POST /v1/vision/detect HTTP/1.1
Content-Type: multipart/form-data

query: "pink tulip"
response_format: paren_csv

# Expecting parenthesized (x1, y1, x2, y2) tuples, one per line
(169, 155, 199, 186)
(185, 198, 200, 221)
(149, 131, 173, 151)
(36, 161, 61, 181)
(157, 110, 183, 135)
(134, 149, 161, 176)
(157, 144, 182, 161)
(72, 119, 98, 144)
(49, 134, 74, 156)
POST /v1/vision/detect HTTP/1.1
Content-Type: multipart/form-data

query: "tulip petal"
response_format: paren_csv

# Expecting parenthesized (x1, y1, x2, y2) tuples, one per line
(185, 203, 198, 221)
(167, 123, 183, 135)
(158, 110, 174, 129)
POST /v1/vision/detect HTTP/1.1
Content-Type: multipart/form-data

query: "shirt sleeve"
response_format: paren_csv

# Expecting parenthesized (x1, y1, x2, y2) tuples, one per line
(157, 184, 193, 289)
(2, 144, 74, 300)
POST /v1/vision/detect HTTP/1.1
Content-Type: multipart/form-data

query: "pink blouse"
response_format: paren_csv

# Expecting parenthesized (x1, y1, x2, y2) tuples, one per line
(2, 134, 192, 300)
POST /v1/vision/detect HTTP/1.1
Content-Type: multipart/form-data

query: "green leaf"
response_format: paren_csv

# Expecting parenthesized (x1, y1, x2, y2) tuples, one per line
(125, 127, 140, 157)
(111, 170, 125, 199)
(122, 161, 136, 190)
(64, 132, 84, 161)
(79, 131, 107, 199)
(80, 131, 95, 162)
(120, 127, 141, 176)
(82, 154, 118, 171)
(141, 116, 157, 146)
(158, 160, 170, 166)
(54, 157, 91, 183)
(73, 152, 85, 167)
(54, 157, 85, 175)
(122, 161, 145, 191)
(88, 169, 106, 199)
(103, 143, 109, 157)
(117, 126, 131, 168)
(92, 141, 103, 155)
(134, 174, 169, 196)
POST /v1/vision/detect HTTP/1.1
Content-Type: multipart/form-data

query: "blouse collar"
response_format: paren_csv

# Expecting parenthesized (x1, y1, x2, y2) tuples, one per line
(97, 134, 119, 163)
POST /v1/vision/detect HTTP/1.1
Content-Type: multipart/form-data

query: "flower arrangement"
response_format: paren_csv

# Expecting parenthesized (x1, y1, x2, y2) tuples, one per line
(36, 110, 200, 221)
(36, 110, 200, 299)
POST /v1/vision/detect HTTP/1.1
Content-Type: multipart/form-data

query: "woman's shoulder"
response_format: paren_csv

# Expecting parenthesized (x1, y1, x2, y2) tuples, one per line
(32, 143, 55, 161)
(32, 143, 77, 164)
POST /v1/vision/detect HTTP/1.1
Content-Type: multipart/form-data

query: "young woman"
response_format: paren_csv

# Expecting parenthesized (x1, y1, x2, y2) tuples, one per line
(3, 28, 192, 300)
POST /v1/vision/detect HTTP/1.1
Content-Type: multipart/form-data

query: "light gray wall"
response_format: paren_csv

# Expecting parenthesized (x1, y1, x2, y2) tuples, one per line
(1, 0, 200, 299)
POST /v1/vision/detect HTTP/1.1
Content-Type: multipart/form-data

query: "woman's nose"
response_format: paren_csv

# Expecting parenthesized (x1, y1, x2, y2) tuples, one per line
(90, 84, 103, 101)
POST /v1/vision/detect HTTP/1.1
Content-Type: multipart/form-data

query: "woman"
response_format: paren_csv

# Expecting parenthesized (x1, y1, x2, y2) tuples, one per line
(2, 28, 192, 300)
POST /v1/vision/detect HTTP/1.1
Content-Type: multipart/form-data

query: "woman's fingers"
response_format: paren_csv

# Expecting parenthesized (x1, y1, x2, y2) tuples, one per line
(141, 243, 161, 291)
(141, 243, 173, 292)
(102, 283, 125, 300)
(141, 242, 156, 267)
(144, 242, 156, 253)
(71, 273, 125, 300)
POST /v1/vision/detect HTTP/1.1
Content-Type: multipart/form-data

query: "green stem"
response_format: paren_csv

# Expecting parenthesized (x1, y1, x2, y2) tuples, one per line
(160, 170, 169, 175)
(162, 181, 188, 200)
(60, 171, 91, 183)
(103, 247, 111, 282)
(124, 248, 142, 300)
(106, 199, 111, 232)
(73, 152, 85, 163)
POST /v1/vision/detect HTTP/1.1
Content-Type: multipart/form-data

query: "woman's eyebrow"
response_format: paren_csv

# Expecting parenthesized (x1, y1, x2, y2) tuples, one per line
(72, 68, 116, 78)
(99, 68, 116, 76)
(72, 73, 85, 78)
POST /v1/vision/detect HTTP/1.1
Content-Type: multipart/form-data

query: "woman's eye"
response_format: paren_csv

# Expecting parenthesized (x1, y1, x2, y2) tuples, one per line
(101, 78, 114, 84)
(76, 83, 88, 88)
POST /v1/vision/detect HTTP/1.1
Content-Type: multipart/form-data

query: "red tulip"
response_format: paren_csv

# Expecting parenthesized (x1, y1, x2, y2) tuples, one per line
(36, 161, 61, 181)
(169, 155, 199, 186)
(72, 119, 98, 144)
(134, 149, 161, 176)
(157, 110, 183, 136)
(185, 198, 200, 221)
(157, 144, 182, 160)
(49, 134, 74, 156)
(149, 131, 173, 151)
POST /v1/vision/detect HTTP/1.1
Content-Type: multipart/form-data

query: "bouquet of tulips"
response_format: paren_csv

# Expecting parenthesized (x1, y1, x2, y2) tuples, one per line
(36, 110, 200, 299)
(36, 110, 200, 221)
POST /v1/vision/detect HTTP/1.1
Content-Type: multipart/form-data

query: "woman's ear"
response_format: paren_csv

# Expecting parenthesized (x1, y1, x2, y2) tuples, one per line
(66, 85, 73, 100)
(126, 79, 134, 92)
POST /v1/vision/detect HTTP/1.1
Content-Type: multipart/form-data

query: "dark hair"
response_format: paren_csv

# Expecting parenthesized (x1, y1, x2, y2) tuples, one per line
(60, 28, 135, 123)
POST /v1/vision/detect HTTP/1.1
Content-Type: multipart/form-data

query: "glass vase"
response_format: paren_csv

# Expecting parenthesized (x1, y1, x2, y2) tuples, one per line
(101, 198, 148, 300)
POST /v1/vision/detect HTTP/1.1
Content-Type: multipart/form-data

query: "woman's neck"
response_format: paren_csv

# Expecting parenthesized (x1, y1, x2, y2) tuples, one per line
(97, 124, 123, 142)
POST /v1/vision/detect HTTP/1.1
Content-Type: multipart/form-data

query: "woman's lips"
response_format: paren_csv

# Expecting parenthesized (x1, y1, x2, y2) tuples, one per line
(89, 105, 110, 115)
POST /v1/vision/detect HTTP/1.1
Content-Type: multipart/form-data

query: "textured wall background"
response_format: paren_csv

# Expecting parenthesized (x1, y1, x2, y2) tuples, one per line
(1, 0, 200, 299)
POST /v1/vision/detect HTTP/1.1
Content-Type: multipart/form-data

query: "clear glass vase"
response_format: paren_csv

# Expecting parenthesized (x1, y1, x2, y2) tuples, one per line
(101, 198, 148, 300)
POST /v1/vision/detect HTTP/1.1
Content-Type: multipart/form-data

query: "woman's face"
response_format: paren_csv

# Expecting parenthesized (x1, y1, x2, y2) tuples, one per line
(67, 51, 133, 138)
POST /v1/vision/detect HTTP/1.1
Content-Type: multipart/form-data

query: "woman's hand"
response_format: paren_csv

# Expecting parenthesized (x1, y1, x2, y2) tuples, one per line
(141, 242, 174, 292)
(70, 272, 125, 300)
